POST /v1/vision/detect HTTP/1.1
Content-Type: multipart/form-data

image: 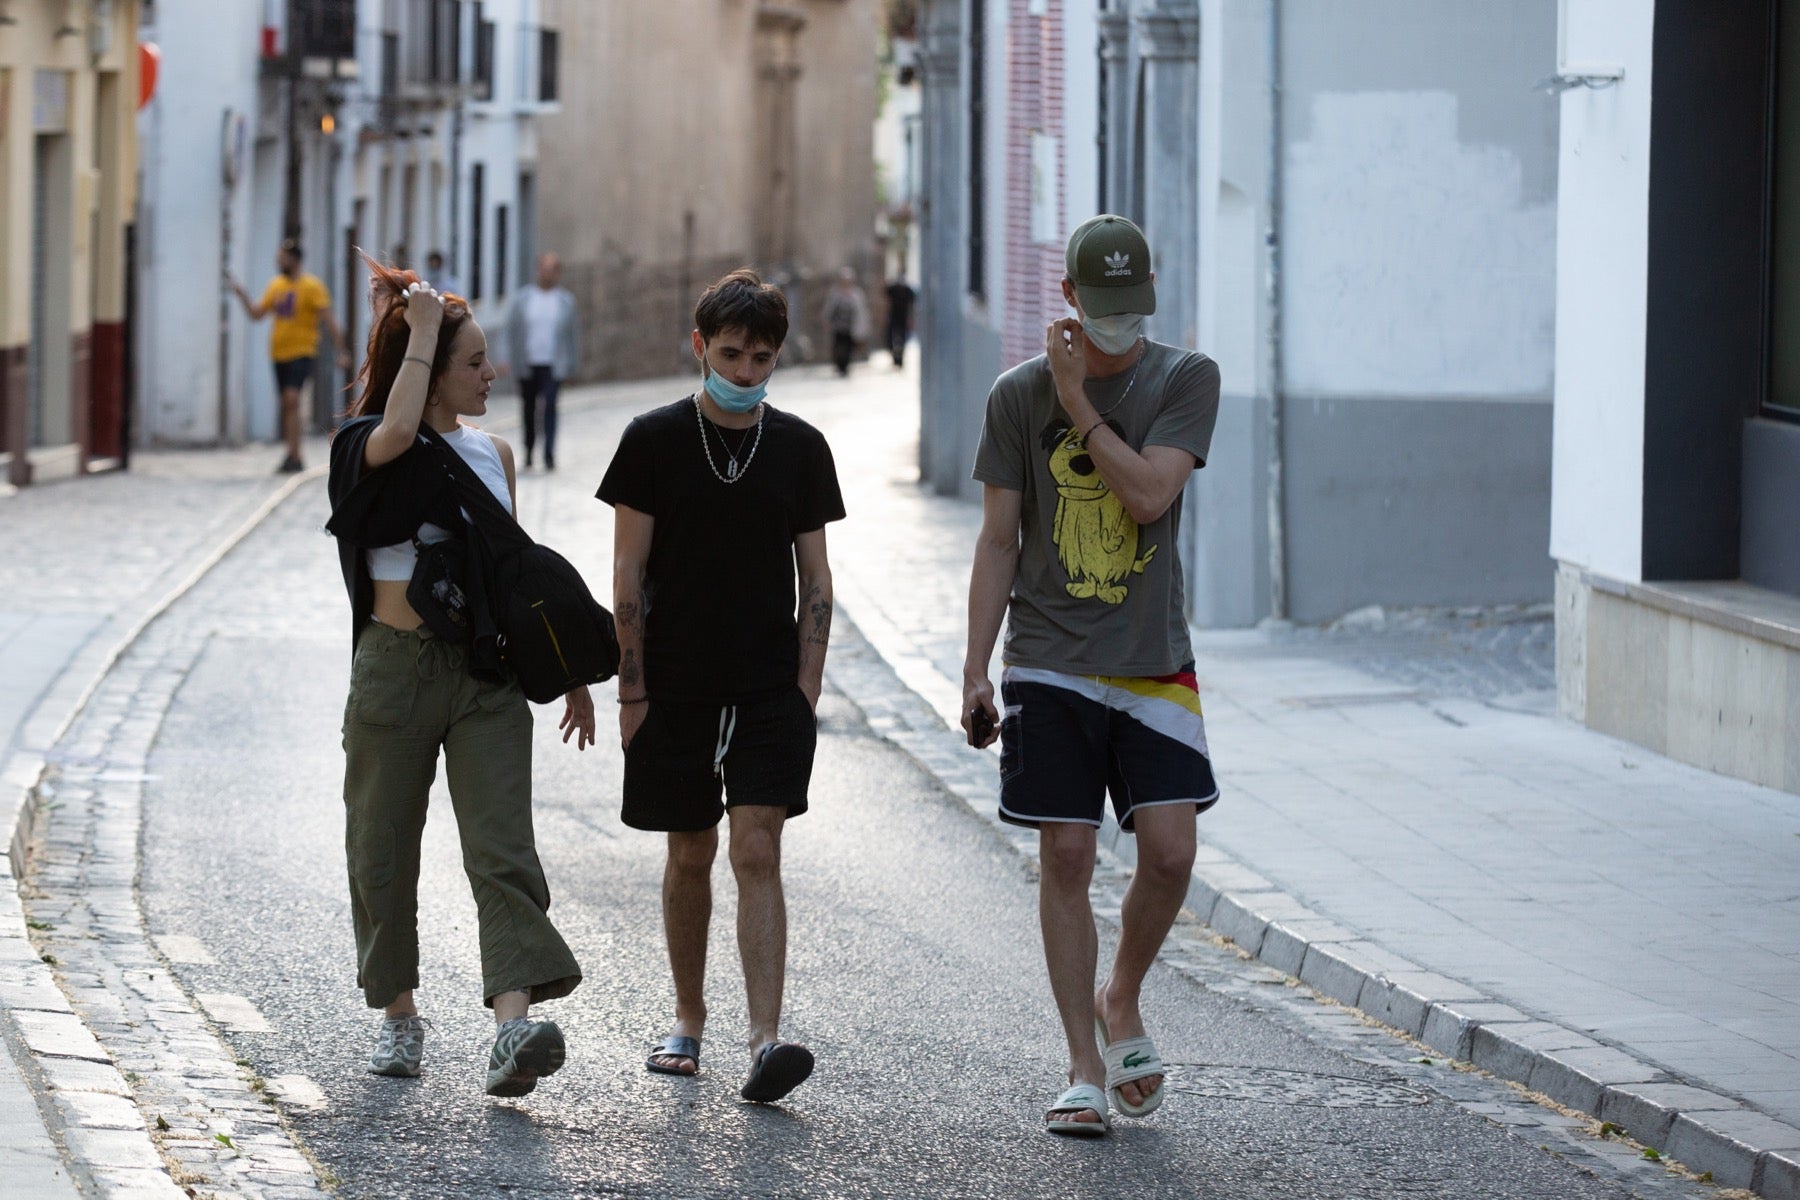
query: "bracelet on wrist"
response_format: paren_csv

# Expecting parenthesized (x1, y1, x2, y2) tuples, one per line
(616, 696, 648, 705)
(403, 355, 432, 370)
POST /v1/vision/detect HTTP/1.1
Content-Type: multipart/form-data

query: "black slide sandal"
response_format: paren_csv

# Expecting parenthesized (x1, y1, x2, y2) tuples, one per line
(740, 1040, 814, 1103)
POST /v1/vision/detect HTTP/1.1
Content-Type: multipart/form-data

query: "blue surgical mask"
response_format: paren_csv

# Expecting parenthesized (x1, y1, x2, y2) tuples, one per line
(1082, 312, 1145, 356)
(701, 362, 769, 413)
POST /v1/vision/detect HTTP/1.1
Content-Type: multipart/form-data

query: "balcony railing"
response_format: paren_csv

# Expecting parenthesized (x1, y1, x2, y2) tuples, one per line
(398, 0, 464, 93)
(261, 0, 357, 78)
(290, 0, 356, 61)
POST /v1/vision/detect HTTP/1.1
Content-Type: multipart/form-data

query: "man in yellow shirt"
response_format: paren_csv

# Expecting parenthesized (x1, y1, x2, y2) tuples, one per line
(231, 239, 351, 472)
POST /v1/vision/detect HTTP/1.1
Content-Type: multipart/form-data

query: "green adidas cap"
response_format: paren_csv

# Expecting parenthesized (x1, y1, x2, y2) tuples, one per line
(1065, 214, 1156, 318)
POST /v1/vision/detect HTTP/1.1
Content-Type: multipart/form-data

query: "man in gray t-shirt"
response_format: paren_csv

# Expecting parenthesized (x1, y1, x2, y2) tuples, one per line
(963, 215, 1221, 1138)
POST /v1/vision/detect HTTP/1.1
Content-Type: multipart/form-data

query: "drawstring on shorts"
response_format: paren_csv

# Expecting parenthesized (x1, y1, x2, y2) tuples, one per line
(713, 705, 738, 780)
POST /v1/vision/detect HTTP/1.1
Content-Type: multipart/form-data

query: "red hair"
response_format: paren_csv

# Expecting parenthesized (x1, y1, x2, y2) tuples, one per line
(347, 251, 474, 418)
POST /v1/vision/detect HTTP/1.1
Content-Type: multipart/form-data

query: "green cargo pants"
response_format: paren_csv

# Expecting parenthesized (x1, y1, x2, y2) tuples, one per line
(342, 622, 582, 1009)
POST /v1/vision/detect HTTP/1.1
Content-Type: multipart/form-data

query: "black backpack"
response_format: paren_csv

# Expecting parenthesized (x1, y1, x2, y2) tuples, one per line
(489, 540, 620, 702)
(421, 426, 619, 702)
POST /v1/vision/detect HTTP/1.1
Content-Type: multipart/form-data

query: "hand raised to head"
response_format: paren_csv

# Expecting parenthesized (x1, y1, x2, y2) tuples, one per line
(401, 281, 444, 334)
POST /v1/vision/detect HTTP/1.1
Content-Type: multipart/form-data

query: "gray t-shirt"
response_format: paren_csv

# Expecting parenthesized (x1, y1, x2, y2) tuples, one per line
(972, 340, 1220, 677)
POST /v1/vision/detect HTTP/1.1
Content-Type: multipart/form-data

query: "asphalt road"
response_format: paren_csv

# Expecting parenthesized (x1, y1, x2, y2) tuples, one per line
(124, 385, 1699, 1199)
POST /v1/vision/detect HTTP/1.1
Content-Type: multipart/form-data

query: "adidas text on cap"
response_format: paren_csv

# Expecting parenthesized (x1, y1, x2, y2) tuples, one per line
(1065, 214, 1156, 318)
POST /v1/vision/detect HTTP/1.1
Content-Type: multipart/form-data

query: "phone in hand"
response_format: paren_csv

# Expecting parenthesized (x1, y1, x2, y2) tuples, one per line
(968, 704, 995, 747)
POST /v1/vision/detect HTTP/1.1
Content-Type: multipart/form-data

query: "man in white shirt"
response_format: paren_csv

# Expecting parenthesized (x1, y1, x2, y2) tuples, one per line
(504, 253, 581, 470)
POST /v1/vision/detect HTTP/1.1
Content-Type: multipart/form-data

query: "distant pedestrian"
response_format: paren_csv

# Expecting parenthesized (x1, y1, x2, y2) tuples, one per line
(324, 259, 593, 1097)
(962, 215, 1221, 1136)
(503, 253, 580, 470)
(883, 275, 916, 367)
(822, 267, 870, 377)
(425, 250, 465, 301)
(230, 239, 351, 473)
(598, 268, 845, 1105)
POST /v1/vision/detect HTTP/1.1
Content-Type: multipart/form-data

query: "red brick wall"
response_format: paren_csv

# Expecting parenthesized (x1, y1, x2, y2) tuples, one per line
(1002, 0, 1067, 370)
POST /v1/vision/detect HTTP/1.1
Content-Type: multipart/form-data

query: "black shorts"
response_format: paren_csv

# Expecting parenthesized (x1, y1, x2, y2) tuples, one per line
(623, 686, 817, 832)
(998, 664, 1219, 832)
(273, 356, 315, 391)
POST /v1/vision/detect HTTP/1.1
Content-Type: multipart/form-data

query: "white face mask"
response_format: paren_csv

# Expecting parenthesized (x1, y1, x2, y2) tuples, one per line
(1082, 312, 1144, 356)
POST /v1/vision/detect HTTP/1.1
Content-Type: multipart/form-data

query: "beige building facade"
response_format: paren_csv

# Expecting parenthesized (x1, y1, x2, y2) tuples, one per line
(0, 0, 140, 486)
(536, 0, 878, 380)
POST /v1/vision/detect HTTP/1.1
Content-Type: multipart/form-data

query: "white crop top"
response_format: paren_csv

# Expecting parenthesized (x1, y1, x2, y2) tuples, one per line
(366, 424, 512, 581)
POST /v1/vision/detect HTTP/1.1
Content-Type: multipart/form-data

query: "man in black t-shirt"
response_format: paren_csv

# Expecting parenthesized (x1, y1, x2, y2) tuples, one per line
(598, 269, 845, 1106)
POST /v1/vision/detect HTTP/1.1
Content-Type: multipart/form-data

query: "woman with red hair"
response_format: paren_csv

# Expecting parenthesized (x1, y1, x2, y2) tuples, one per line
(325, 260, 592, 1098)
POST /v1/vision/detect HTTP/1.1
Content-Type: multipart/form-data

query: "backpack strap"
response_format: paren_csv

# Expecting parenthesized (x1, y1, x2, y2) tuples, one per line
(415, 424, 531, 553)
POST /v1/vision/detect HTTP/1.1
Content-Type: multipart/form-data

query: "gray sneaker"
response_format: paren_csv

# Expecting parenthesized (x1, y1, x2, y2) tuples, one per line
(369, 1013, 425, 1077)
(485, 1017, 565, 1097)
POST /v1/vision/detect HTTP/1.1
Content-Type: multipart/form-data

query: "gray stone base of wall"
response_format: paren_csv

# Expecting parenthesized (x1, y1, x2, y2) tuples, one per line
(1557, 563, 1800, 795)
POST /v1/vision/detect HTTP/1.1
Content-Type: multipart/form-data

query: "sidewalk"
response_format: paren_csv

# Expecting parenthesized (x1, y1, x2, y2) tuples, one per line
(0, 439, 330, 1198)
(793, 359, 1800, 1198)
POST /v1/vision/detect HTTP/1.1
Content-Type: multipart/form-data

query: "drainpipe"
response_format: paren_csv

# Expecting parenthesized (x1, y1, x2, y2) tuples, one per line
(219, 108, 239, 447)
(1263, 0, 1288, 624)
(325, 130, 342, 428)
(449, 103, 463, 277)
(283, 75, 301, 239)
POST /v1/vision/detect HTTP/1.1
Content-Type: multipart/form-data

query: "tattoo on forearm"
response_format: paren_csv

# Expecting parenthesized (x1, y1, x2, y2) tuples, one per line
(803, 587, 832, 647)
(618, 598, 643, 688)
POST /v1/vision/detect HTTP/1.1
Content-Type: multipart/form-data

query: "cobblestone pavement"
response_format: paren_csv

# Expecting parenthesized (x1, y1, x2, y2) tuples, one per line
(1, 439, 335, 1200)
(1281, 606, 1556, 709)
(25, 618, 328, 1199)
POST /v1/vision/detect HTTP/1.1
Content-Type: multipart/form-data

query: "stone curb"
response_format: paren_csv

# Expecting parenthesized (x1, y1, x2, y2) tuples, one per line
(2, 464, 326, 1197)
(1097, 802, 1800, 1197)
(829, 590, 1800, 1200)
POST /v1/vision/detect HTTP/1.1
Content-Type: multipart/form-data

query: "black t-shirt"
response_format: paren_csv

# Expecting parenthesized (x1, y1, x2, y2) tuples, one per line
(597, 396, 846, 703)
(886, 282, 916, 324)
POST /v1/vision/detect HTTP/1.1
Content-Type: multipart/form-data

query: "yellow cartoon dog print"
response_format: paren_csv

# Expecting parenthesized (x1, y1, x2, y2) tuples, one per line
(1041, 419, 1157, 604)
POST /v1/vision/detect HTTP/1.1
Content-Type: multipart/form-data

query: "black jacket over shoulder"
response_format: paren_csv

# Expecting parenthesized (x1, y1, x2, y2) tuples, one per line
(324, 416, 505, 679)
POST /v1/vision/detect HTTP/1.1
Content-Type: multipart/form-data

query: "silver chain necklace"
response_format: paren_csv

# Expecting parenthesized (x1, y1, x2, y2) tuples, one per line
(1091, 339, 1146, 419)
(709, 415, 757, 473)
(694, 394, 765, 483)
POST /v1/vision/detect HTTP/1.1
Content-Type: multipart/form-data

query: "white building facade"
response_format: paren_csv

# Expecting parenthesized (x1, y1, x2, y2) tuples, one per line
(135, 0, 552, 446)
(1552, 0, 1800, 795)
(874, 11, 924, 287)
(916, 0, 1560, 627)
